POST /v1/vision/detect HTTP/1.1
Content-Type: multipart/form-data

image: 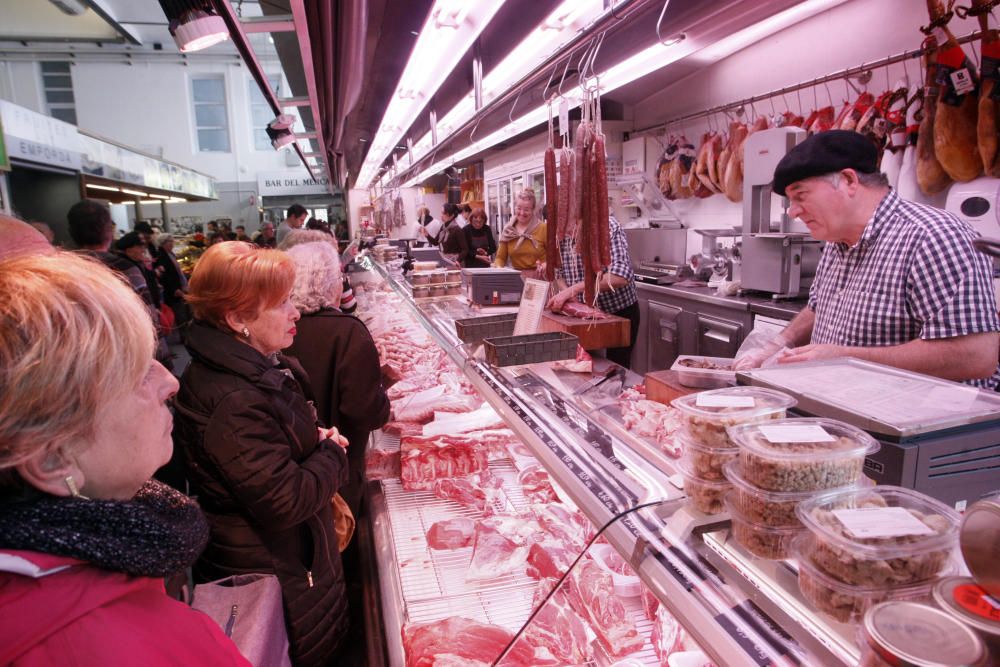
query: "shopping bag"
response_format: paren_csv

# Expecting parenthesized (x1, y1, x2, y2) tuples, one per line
(331, 492, 355, 552)
(192, 573, 291, 667)
(159, 303, 176, 336)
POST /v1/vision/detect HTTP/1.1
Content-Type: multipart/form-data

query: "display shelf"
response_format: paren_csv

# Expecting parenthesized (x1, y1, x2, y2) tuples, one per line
(366, 262, 855, 666)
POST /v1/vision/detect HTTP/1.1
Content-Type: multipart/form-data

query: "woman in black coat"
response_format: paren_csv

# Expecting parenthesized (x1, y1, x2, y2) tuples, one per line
(462, 207, 496, 267)
(283, 240, 390, 517)
(172, 241, 351, 667)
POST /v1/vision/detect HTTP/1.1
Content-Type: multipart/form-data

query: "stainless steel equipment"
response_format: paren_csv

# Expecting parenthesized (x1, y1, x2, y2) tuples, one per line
(461, 267, 524, 305)
(740, 127, 822, 299)
(624, 227, 687, 266)
(615, 172, 684, 227)
(634, 260, 684, 285)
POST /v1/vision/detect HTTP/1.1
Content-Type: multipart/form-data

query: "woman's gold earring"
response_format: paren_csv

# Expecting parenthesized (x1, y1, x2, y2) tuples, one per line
(65, 476, 89, 500)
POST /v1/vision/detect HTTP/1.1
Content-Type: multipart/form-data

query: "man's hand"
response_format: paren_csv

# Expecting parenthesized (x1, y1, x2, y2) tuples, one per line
(318, 425, 349, 449)
(779, 343, 847, 364)
(733, 333, 790, 371)
(546, 286, 575, 312)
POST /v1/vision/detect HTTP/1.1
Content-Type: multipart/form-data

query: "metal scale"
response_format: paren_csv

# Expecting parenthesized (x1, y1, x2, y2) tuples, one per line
(740, 127, 822, 299)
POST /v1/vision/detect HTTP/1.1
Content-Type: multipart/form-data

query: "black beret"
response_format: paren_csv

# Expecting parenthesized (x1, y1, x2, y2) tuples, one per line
(773, 130, 879, 197)
(116, 231, 145, 250)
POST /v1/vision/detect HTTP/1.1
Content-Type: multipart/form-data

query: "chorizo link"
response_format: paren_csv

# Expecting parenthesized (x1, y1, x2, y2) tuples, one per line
(594, 133, 611, 268)
(557, 148, 571, 247)
(544, 146, 558, 281)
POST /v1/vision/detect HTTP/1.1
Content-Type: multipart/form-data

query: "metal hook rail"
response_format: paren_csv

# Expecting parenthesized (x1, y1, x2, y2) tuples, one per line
(631, 29, 986, 137)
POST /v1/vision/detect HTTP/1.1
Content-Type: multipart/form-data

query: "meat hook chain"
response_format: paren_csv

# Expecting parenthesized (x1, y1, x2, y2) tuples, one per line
(632, 29, 988, 137)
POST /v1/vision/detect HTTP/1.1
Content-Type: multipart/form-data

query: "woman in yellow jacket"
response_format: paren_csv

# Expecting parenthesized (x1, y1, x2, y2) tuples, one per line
(494, 189, 547, 278)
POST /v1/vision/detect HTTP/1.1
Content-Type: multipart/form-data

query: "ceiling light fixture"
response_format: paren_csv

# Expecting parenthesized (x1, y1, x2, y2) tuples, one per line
(85, 183, 120, 192)
(266, 115, 296, 149)
(121, 189, 148, 197)
(354, 0, 507, 189)
(403, 0, 847, 187)
(158, 1, 230, 53)
(148, 193, 171, 200)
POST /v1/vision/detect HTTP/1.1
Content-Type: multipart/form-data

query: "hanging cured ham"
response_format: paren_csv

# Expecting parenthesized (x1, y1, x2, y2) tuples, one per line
(926, 0, 982, 182)
(721, 122, 748, 202)
(975, 0, 1000, 176)
(917, 37, 953, 195)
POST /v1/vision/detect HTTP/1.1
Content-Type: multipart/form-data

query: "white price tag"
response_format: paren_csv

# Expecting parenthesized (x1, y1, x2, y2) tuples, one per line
(558, 98, 570, 137)
(832, 507, 936, 539)
(758, 424, 835, 443)
(951, 68, 975, 96)
(696, 393, 755, 408)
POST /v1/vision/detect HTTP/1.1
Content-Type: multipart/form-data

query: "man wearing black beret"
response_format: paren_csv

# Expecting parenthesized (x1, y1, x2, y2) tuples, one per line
(736, 130, 1000, 388)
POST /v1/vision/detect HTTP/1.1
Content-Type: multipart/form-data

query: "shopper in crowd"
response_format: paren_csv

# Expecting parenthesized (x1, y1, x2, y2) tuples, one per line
(455, 203, 471, 228)
(333, 220, 349, 242)
(281, 229, 358, 315)
(306, 217, 332, 234)
(173, 241, 351, 666)
(494, 188, 548, 276)
(253, 221, 277, 248)
(27, 221, 55, 245)
(134, 221, 158, 257)
(737, 130, 1000, 387)
(207, 232, 226, 246)
(284, 241, 390, 515)
(116, 232, 162, 312)
(68, 201, 172, 366)
(0, 214, 55, 259)
(547, 212, 639, 368)
(154, 232, 190, 338)
(277, 203, 308, 244)
(415, 206, 441, 246)
(437, 202, 469, 264)
(234, 224, 251, 242)
(0, 252, 249, 666)
(463, 207, 496, 268)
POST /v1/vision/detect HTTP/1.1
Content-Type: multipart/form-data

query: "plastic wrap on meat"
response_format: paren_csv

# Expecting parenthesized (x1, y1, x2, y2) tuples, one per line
(650, 604, 685, 664)
(421, 407, 505, 437)
(534, 503, 595, 550)
(393, 386, 479, 424)
(387, 372, 441, 400)
(558, 300, 609, 320)
(619, 386, 682, 457)
(426, 517, 476, 550)
(431, 470, 503, 513)
(523, 578, 596, 665)
(466, 515, 544, 582)
(365, 447, 400, 481)
(565, 559, 645, 657)
(402, 617, 537, 667)
(526, 539, 577, 581)
(400, 434, 490, 490)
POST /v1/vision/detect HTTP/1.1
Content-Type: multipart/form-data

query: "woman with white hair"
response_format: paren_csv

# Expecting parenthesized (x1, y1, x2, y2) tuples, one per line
(154, 232, 189, 338)
(283, 241, 390, 516)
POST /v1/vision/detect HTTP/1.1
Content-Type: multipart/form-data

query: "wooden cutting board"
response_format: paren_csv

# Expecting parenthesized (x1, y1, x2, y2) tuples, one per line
(645, 370, 698, 405)
(539, 312, 630, 350)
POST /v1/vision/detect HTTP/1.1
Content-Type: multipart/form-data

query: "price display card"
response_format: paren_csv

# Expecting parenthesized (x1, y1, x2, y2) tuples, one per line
(513, 278, 550, 336)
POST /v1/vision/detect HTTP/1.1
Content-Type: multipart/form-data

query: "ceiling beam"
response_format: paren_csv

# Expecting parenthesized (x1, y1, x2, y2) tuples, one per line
(278, 96, 311, 107)
(239, 16, 295, 34)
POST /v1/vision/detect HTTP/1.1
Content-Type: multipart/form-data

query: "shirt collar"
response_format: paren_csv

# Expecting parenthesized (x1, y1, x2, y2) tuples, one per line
(852, 189, 899, 250)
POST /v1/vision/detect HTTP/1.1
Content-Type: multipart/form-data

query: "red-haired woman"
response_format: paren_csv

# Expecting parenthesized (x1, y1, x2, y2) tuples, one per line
(173, 242, 351, 666)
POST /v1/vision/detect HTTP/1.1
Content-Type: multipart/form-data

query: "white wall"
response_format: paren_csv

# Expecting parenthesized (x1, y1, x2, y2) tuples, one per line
(0, 61, 43, 111)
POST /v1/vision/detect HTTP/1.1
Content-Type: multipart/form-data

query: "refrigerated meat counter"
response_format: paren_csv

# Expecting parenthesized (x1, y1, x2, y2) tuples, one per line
(357, 262, 870, 666)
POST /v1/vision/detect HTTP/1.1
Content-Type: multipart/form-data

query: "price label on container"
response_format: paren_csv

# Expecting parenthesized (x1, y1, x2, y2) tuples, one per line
(832, 507, 936, 539)
(758, 424, 834, 443)
(696, 394, 755, 408)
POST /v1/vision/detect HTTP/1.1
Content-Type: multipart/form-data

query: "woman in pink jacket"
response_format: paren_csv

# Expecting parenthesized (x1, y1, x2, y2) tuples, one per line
(0, 252, 249, 666)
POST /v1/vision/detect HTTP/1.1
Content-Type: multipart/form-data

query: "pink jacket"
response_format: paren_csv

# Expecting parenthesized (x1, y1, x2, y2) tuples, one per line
(0, 550, 250, 666)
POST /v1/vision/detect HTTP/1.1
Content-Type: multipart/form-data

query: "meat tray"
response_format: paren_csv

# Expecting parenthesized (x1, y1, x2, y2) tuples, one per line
(670, 355, 737, 389)
(483, 331, 578, 367)
(454, 313, 518, 344)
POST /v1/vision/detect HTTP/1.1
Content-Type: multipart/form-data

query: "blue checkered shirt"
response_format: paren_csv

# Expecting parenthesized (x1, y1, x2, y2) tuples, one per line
(557, 215, 638, 314)
(808, 190, 1000, 388)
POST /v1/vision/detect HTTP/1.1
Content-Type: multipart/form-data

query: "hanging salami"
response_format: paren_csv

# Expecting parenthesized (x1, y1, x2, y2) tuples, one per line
(557, 148, 572, 244)
(544, 146, 558, 281)
(593, 132, 611, 269)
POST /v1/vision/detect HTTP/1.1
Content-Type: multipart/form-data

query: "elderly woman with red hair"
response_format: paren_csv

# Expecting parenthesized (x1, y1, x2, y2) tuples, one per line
(172, 241, 351, 666)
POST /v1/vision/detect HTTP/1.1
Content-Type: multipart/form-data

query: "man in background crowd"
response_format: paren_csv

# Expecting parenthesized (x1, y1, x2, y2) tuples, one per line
(277, 203, 308, 244)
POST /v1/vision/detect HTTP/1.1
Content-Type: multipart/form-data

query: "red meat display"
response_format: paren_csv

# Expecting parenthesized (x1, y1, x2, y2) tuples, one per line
(426, 518, 476, 550)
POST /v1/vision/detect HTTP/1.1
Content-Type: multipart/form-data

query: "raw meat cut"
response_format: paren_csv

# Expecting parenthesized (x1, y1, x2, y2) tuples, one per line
(641, 586, 660, 621)
(505, 441, 537, 471)
(695, 132, 723, 194)
(658, 137, 679, 198)
(721, 122, 749, 203)
(384, 421, 424, 438)
(387, 372, 440, 400)
(619, 386, 682, 457)
(565, 559, 645, 657)
(552, 344, 593, 373)
(365, 446, 400, 481)
(558, 300, 609, 319)
(534, 503, 595, 550)
(523, 578, 595, 665)
(837, 92, 874, 131)
(917, 40, 953, 195)
(402, 617, 536, 667)
(400, 434, 490, 490)
(651, 605, 686, 664)
(426, 518, 476, 550)
(526, 539, 577, 580)
(431, 470, 504, 513)
(518, 464, 559, 504)
(807, 106, 835, 134)
(393, 386, 479, 424)
(467, 514, 546, 581)
(420, 406, 504, 437)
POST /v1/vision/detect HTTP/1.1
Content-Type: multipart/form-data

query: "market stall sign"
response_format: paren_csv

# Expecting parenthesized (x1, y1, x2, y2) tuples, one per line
(0, 100, 81, 171)
(257, 170, 331, 196)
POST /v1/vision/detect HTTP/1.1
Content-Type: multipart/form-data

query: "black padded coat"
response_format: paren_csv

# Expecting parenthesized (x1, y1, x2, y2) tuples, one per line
(173, 322, 349, 666)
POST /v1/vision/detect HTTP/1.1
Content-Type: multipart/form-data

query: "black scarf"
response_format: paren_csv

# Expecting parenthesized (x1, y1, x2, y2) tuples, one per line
(0, 480, 208, 578)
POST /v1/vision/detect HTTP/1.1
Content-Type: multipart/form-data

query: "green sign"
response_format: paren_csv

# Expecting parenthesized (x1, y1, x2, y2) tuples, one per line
(0, 115, 8, 172)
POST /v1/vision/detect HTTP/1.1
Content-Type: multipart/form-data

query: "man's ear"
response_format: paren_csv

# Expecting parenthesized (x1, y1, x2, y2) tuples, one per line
(840, 168, 861, 193)
(16, 448, 83, 498)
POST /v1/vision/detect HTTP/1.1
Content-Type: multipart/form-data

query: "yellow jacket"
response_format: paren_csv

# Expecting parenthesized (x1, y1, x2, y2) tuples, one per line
(494, 222, 547, 271)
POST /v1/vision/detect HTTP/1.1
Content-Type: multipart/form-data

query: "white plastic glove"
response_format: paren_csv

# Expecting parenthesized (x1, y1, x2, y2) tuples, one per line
(733, 333, 791, 371)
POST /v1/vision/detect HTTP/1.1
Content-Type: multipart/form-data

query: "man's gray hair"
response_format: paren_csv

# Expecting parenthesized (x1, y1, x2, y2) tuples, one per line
(287, 241, 343, 314)
(153, 232, 173, 249)
(820, 171, 889, 189)
(279, 229, 338, 250)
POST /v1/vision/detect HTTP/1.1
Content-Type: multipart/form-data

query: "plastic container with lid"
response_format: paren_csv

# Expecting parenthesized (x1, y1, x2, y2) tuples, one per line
(429, 269, 447, 284)
(729, 417, 879, 492)
(959, 494, 1000, 599)
(590, 544, 641, 598)
(410, 271, 433, 286)
(428, 285, 446, 297)
(678, 460, 731, 515)
(725, 493, 802, 559)
(671, 386, 796, 450)
(932, 576, 1000, 657)
(446, 283, 462, 296)
(796, 486, 959, 587)
(412, 285, 432, 299)
(670, 355, 737, 389)
(724, 460, 819, 528)
(794, 535, 942, 624)
(681, 436, 737, 481)
(859, 600, 988, 667)
(412, 260, 438, 271)
(445, 269, 462, 283)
